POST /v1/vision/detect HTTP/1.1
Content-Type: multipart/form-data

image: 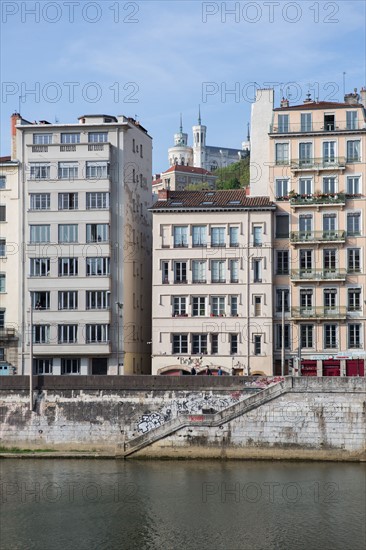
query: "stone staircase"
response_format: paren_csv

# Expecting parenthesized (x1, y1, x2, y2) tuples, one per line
(119, 378, 293, 458)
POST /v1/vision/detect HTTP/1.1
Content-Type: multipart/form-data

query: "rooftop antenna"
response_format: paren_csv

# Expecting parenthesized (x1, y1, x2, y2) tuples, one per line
(198, 105, 201, 125)
(343, 72, 346, 96)
(180, 112, 183, 133)
(18, 95, 25, 115)
(247, 122, 250, 141)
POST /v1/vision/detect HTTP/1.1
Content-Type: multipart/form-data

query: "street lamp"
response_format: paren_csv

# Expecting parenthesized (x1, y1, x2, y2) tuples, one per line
(29, 292, 33, 411)
(281, 289, 286, 376)
(116, 301, 123, 375)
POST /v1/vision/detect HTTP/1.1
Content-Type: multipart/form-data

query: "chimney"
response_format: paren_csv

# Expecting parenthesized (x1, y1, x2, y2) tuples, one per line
(360, 87, 366, 107)
(11, 112, 21, 160)
(280, 97, 289, 108)
(344, 88, 360, 105)
(158, 189, 169, 201)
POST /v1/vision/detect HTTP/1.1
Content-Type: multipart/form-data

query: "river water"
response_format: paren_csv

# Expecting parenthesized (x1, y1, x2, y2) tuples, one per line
(0, 459, 365, 550)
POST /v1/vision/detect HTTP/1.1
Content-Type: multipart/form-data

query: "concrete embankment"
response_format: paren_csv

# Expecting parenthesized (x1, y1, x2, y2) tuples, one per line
(0, 376, 365, 461)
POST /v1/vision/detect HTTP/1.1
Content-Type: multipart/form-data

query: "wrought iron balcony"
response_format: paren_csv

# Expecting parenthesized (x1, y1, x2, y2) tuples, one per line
(290, 158, 346, 172)
(290, 193, 346, 207)
(290, 230, 346, 244)
(291, 306, 347, 319)
(0, 327, 17, 340)
(291, 269, 347, 282)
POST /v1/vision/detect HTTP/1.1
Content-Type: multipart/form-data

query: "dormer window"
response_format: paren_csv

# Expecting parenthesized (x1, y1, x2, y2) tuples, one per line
(324, 114, 335, 131)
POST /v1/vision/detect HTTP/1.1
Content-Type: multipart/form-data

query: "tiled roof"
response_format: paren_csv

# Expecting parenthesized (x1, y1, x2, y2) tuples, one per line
(151, 190, 275, 210)
(274, 101, 362, 111)
(0, 156, 11, 162)
(152, 178, 162, 185)
(163, 165, 214, 175)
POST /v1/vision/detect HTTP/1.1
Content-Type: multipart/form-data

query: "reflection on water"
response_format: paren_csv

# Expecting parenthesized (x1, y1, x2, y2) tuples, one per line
(0, 459, 365, 550)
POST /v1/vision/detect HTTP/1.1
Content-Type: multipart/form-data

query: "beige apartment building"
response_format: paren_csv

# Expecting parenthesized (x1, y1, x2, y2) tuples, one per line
(0, 155, 20, 374)
(150, 189, 276, 375)
(251, 87, 366, 376)
(11, 112, 152, 375)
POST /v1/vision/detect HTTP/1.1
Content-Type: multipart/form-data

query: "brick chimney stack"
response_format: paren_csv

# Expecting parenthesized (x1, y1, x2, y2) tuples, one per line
(158, 189, 169, 201)
(360, 86, 366, 107)
(11, 112, 21, 160)
(280, 97, 289, 108)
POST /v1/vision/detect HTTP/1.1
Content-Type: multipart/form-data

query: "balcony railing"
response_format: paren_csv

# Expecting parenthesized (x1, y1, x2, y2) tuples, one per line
(290, 230, 346, 243)
(291, 306, 347, 319)
(290, 158, 346, 171)
(291, 269, 347, 281)
(290, 193, 346, 207)
(270, 121, 360, 134)
(0, 327, 17, 339)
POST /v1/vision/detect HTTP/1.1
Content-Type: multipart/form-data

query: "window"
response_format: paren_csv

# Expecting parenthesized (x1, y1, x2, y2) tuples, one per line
(174, 261, 187, 283)
(58, 193, 78, 210)
(0, 310, 4, 329)
(58, 162, 78, 180)
(0, 239, 5, 257)
(29, 163, 50, 180)
(347, 140, 360, 162)
(0, 206, 6, 222)
(275, 143, 289, 165)
(30, 225, 50, 243)
(33, 133, 52, 145)
(348, 324, 361, 348)
(323, 249, 337, 271)
(324, 288, 337, 310)
(32, 291, 50, 310)
(324, 114, 335, 131)
(254, 296, 261, 316)
(253, 259, 262, 282)
(211, 227, 226, 247)
(58, 291, 78, 310)
(86, 290, 110, 310)
(323, 177, 336, 194)
(33, 359, 53, 375)
(348, 289, 361, 311)
(299, 214, 312, 237)
(299, 142, 312, 165)
(300, 324, 313, 348)
(0, 274, 5, 293)
(323, 214, 336, 234)
(300, 250, 312, 271)
(229, 227, 239, 247)
(347, 249, 360, 272)
(276, 289, 289, 312)
(211, 260, 226, 283)
(347, 213, 361, 236)
(324, 324, 337, 348)
(86, 161, 109, 179)
(173, 297, 187, 316)
(230, 259, 239, 283)
(192, 260, 206, 283)
(254, 335, 261, 355)
(276, 325, 290, 349)
(86, 192, 110, 209)
(253, 226, 262, 247)
(301, 113, 312, 132)
(61, 358, 80, 375)
(173, 334, 188, 354)
(323, 142, 336, 163)
(0, 176, 6, 189)
(30, 193, 50, 210)
(30, 258, 50, 277)
(173, 226, 188, 247)
(300, 289, 313, 312)
(276, 215, 289, 238)
(299, 178, 312, 195)
(162, 261, 169, 284)
(88, 132, 108, 143)
(192, 226, 207, 247)
(230, 296, 238, 316)
(61, 133, 80, 144)
(58, 324, 78, 344)
(230, 334, 238, 354)
(86, 224, 109, 243)
(192, 297, 205, 317)
(192, 334, 208, 354)
(275, 179, 289, 198)
(211, 296, 225, 316)
(347, 176, 360, 196)
(58, 258, 78, 276)
(211, 334, 219, 354)
(58, 224, 78, 243)
(346, 111, 357, 130)
(86, 257, 110, 276)
(86, 324, 109, 343)
(278, 114, 289, 133)
(33, 325, 49, 344)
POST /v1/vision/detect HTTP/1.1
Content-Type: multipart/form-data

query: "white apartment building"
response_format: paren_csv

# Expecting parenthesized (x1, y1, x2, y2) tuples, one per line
(150, 189, 276, 376)
(0, 155, 20, 374)
(12, 112, 152, 375)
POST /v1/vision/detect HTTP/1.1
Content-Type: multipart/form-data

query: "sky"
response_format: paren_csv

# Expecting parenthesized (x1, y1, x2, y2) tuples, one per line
(1, 0, 365, 173)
